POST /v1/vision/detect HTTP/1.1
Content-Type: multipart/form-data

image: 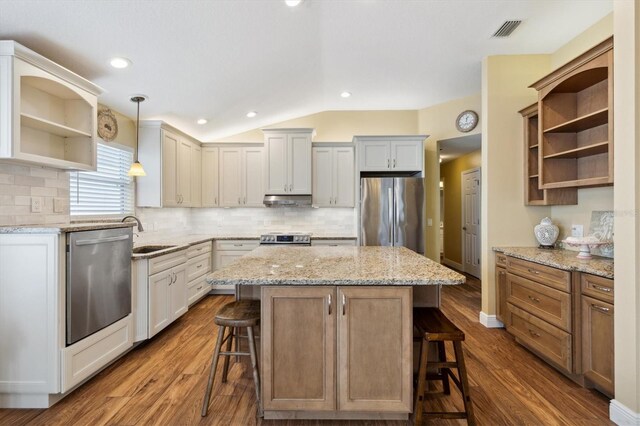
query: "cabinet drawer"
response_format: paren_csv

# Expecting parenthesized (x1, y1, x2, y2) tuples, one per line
(187, 277, 210, 305)
(507, 257, 570, 292)
(214, 240, 260, 251)
(506, 303, 572, 373)
(310, 239, 357, 246)
(495, 253, 507, 267)
(507, 273, 571, 332)
(187, 241, 212, 259)
(187, 252, 211, 282)
(581, 273, 613, 304)
(149, 249, 188, 275)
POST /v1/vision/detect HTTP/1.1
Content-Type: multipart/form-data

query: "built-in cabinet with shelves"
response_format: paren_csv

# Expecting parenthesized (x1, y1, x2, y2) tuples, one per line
(0, 41, 103, 171)
(355, 136, 425, 172)
(312, 146, 355, 207)
(218, 147, 264, 207)
(530, 37, 613, 190)
(519, 104, 577, 205)
(263, 129, 314, 195)
(261, 286, 412, 415)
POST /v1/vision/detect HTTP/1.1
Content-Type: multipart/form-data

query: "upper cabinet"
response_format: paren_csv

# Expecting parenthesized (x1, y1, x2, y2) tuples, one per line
(312, 146, 354, 207)
(201, 147, 219, 207)
(530, 37, 613, 189)
(355, 136, 425, 172)
(137, 121, 201, 208)
(0, 41, 103, 171)
(263, 129, 314, 195)
(219, 146, 264, 207)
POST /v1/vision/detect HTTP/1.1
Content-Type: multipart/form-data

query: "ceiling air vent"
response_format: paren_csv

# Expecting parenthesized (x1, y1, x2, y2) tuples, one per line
(492, 20, 522, 37)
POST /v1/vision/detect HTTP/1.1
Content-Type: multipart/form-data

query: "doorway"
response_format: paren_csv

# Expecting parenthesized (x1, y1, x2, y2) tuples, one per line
(462, 168, 481, 278)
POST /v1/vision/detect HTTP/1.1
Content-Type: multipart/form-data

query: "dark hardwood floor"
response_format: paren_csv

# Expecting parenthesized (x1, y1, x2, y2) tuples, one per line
(0, 274, 612, 425)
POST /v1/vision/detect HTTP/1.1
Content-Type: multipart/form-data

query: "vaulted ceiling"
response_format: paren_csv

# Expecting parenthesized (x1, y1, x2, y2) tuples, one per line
(0, 0, 612, 141)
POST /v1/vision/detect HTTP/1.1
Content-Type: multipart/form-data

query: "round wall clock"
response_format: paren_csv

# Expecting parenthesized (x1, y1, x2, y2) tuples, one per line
(97, 108, 118, 142)
(455, 110, 479, 133)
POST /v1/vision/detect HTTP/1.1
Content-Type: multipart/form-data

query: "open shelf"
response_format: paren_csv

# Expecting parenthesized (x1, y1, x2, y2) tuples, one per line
(543, 141, 609, 160)
(530, 144, 539, 149)
(543, 108, 608, 134)
(21, 113, 91, 138)
(529, 174, 539, 178)
(540, 176, 611, 190)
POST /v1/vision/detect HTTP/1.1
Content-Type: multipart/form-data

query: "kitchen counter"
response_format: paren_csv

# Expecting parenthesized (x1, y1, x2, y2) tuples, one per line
(206, 245, 465, 286)
(493, 246, 613, 279)
(0, 222, 135, 234)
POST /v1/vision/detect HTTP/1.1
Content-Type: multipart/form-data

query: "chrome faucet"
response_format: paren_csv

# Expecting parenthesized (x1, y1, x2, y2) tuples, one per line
(122, 215, 144, 232)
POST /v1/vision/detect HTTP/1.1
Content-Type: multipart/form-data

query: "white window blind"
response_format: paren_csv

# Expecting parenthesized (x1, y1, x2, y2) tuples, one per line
(70, 143, 134, 216)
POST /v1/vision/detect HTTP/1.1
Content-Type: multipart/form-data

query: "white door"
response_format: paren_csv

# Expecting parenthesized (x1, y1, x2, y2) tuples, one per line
(191, 145, 202, 207)
(312, 147, 333, 206)
(177, 139, 192, 206)
(392, 140, 423, 171)
(243, 147, 264, 206)
(462, 168, 481, 278)
(201, 147, 219, 207)
(288, 133, 312, 194)
(170, 265, 188, 320)
(219, 148, 243, 207)
(333, 147, 354, 207)
(149, 271, 171, 337)
(359, 141, 390, 171)
(265, 134, 288, 194)
(161, 131, 178, 207)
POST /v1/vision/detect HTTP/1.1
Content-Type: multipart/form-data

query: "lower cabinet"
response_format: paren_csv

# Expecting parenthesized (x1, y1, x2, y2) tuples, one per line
(495, 265, 507, 325)
(212, 240, 260, 294)
(149, 263, 187, 337)
(261, 286, 412, 414)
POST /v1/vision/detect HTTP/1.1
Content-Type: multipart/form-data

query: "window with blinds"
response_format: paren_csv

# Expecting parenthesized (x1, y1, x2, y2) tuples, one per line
(70, 143, 134, 216)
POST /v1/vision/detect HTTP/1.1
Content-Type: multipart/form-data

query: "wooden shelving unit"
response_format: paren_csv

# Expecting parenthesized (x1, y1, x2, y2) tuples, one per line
(531, 37, 614, 190)
(519, 103, 577, 206)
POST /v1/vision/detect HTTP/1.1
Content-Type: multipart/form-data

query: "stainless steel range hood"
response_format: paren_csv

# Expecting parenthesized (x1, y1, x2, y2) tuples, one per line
(263, 194, 312, 207)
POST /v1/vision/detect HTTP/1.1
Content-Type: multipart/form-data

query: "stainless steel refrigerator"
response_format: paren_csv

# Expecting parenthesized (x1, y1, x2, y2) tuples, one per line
(360, 177, 424, 254)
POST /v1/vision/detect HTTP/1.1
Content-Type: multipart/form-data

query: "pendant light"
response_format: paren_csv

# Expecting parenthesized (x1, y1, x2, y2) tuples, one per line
(128, 95, 147, 177)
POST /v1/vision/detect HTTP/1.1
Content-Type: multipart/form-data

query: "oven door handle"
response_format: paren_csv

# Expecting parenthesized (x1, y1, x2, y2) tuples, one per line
(75, 235, 130, 246)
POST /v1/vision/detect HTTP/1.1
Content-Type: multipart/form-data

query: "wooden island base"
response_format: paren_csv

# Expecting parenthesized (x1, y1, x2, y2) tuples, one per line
(263, 410, 408, 421)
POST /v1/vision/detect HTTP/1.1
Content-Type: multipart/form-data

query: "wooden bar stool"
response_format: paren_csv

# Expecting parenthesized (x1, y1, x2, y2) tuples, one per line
(413, 307, 475, 425)
(201, 299, 261, 417)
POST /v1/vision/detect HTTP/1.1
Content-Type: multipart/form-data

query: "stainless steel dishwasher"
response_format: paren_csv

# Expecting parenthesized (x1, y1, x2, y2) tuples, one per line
(66, 227, 133, 346)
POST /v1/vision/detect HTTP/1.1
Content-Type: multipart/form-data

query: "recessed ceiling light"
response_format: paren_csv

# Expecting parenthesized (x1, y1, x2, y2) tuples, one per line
(246, 111, 257, 118)
(340, 91, 352, 98)
(285, 0, 303, 6)
(197, 119, 208, 125)
(110, 57, 131, 69)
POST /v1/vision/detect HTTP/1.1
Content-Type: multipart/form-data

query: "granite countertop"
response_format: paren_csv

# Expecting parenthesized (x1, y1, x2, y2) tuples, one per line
(0, 222, 135, 234)
(493, 246, 614, 279)
(206, 246, 465, 286)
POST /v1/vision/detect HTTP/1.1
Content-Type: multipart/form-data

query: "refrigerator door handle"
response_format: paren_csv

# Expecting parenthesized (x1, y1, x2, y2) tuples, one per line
(388, 187, 393, 244)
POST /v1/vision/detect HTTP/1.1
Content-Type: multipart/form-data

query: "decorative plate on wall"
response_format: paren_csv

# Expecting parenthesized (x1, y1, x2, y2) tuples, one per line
(97, 108, 118, 142)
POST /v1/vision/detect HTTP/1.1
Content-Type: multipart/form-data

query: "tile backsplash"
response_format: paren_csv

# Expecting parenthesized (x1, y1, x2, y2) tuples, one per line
(0, 161, 69, 226)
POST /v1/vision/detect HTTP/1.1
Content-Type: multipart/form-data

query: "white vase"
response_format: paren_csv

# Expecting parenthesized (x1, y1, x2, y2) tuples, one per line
(534, 217, 559, 248)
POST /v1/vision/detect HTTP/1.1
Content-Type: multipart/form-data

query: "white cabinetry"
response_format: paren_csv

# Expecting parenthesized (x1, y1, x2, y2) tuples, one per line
(137, 121, 201, 207)
(202, 147, 219, 207)
(212, 240, 260, 294)
(191, 144, 202, 207)
(355, 136, 425, 172)
(186, 242, 212, 305)
(310, 239, 357, 246)
(263, 129, 314, 195)
(219, 147, 264, 207)
(312, 146, 354, 207)
(0, 41, 103, 171)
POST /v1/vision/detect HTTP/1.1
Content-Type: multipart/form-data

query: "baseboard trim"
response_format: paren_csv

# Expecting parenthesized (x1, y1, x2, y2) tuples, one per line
(442, 258, 463, 271)
(479, 311, 504, 328)
(610, 399, 640, 425)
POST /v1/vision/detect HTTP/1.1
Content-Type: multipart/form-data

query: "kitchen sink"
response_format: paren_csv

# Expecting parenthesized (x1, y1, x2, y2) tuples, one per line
(132, 245, 177, 254)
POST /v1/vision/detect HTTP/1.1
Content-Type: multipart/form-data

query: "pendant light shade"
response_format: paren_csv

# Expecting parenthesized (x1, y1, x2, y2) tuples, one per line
(128, 95, 147, 177)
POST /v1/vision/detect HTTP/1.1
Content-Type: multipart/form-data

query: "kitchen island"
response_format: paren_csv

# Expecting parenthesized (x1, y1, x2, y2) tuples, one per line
(207, 245, 464, 420)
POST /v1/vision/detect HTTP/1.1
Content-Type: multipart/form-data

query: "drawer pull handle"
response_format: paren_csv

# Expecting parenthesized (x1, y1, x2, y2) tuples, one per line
(528, 295, 541, 303)
(527, 268, 540, 275)
(342, 294, 346, 315)
(593, 285, 612, 293)
(328, 294, 332, 315)
(528, 329, 541, 338)
(197, 264, 202, 268)
(197, 286, 203, 291)
(233, 244, 243, 247)
(592, 304, 610, 313)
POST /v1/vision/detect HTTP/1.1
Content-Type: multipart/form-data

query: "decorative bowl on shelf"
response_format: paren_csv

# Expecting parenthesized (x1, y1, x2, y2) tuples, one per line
(562, 236, 613, 259)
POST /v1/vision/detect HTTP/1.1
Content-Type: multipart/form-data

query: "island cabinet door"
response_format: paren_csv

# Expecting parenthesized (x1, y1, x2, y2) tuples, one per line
(337, 286, 413, 412)
(261, 286, 336, 411)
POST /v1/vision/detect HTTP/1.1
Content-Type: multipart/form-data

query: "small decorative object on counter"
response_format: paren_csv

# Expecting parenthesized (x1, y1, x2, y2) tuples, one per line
(534, 217, 559, 248)
(562, 236, 613, 260)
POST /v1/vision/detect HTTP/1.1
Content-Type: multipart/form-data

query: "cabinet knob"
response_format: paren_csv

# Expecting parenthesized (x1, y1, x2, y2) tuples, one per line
(592, 304, 610, 313)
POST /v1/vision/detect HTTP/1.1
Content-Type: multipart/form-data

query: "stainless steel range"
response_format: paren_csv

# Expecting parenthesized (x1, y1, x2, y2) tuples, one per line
(259, 232, 311, 245)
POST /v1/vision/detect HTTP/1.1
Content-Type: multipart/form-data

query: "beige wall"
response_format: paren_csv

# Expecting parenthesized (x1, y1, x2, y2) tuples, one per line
(440, 150, 481, 265)
(212, 110, 419, 143)
(417, 94, 482, 261)
(612, 0, 639, 417)
(552, 13, 613, 69)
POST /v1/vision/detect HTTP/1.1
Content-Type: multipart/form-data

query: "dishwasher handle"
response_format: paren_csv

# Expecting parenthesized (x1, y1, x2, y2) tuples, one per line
(75, 235, 130, 246)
